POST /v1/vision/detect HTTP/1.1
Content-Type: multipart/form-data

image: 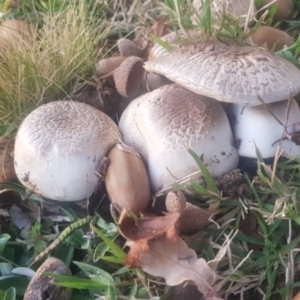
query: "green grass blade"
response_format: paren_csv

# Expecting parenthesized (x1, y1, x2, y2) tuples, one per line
(188, 148, 218, 193)
(91, 225, 126, 261)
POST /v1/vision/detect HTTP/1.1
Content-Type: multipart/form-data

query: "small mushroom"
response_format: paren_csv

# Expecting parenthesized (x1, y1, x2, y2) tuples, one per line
(95, 56, 126, 77)
(166, 191, 212, 233)
(14, 101, 121, 201)
(24, 257, 72, 300)
(225, 98, 300, 159)
(0, 19, 34, 48)
(113, 56, 145, 98)
(192, 0, 256, 26)
(117, 38, 148, 58)
(144, 42, 300, 106)
(95, 56, 144, 99)
(119, 84, 239, 192)
(249, 26, 294, 51)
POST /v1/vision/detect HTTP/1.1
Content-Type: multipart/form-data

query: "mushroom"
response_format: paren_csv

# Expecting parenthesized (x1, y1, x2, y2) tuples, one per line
(192, 0, 256, 26)
(249, 26, 294, 51)
(95, 56, 144, 99)
(144, 42, 300, 106)
(119, 84, 239, 192)
(225, 97, 300, 159)
(113, 56, 145, 98)
(117, 38, 148, 58)
(14, 101, 121, 201)
(95, 56, 127, 77)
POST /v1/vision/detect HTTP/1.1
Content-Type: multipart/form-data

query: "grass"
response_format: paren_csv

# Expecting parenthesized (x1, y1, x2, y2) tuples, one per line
(1, 0, 300, 300)
(0, 1, 107, 126)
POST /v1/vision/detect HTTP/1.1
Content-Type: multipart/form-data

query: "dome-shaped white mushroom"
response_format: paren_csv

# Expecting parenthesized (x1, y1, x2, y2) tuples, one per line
(119, 84, 239, 192)
(14, 101, 121, 201)
(144, 43, 300, 106)
(226, 98, 300, 159)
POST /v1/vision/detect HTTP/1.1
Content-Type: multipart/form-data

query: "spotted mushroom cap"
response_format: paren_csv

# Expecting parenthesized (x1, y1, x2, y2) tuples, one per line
(119, 84, 239, 192)
(149, 30, 208, 60)
(14, 101, 121, 201)
(144, 43, 300, 106)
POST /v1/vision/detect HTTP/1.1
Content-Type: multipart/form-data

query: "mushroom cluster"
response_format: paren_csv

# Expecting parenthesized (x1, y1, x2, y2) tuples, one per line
(2, 0, 300, 224)
(144, 43, 300, 161)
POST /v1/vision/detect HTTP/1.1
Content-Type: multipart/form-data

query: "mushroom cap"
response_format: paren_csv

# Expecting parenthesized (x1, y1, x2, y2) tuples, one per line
(192, 0, 256, 26)
(144, 43, 300, 106)
(148, 30, 208, 60)
(14, 101, 121, 201)
(226, 98, 300, 158)
(119, 84, 238, 192)
(95, 56, 126, 77)
(113, 56, 144, 98)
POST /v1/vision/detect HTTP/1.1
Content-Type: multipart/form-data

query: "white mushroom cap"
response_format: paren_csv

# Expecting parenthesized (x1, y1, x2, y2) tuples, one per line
(14, 101, 121, 201)
(144, 43, 300, 106)
(149, 30, 208, 60)
(192, 0, 256, 26)
(119, 84, 239, 192)
(226, 98, 300, 159)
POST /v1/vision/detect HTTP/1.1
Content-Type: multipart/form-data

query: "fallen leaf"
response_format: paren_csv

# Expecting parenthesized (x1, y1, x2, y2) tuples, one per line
(133, 235, 216, 296)
(118, 209, 179, 241)
(165, 191, 212, 233)
(119, 209, 219, 298)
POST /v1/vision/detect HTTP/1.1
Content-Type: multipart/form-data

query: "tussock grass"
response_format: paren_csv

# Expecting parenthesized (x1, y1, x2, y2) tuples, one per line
(0, 2, 107, 125)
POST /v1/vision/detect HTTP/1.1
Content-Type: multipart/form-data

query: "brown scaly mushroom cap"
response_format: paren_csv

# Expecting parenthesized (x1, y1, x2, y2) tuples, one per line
(144, 43, 300, 106)
(14, 101, 121, 201)
(95, 56, 144, 99)
(119, 84, 238, 192)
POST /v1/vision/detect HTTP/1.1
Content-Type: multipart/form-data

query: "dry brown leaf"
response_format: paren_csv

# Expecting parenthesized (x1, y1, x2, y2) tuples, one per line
(118, 208, 179, 241)
(135, 235, 217, 297)
(119, 208, 179, 267)
(119, 209, 219, 298)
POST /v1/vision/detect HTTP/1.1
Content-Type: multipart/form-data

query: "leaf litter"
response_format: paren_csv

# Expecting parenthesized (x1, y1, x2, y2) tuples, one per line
(118, 208, 223, 299)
